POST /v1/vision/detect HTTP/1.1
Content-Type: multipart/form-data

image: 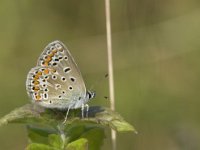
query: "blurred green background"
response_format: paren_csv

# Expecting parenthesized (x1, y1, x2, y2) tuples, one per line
(1, 0, 200, 150)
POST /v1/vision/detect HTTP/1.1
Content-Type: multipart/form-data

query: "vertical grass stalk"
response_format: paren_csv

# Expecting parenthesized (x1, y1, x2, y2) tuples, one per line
(105, 0, 116, 150)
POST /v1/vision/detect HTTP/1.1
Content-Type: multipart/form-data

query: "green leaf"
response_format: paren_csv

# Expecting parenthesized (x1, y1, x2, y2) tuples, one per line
(66, 138, 88, 150)
(91, 107, 137, 133)
(27, 125, 57, 144)
(48, 134, 63, 149)
(80, 127, 105, 150)
(26, 143, 57, 150)
(64, 122, 105, 150)
(0, 104, 137, 133)
(110, 120, 137, 133)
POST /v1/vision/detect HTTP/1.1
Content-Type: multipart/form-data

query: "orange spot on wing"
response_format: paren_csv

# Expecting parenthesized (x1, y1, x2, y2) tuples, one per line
(36, 71, 42, 76)
(42, 62, 49, 66)
(34, 71, 42, 79)
(33, 86, 40, 91)
(35, 94, 41, 100)
(43, 69, 49, 74)
(33, 81, 40, 85)
(33, 78, 38, 82)
(49, 53, 54, 57)
(52, 49, 57, 53)
(46, 56, 52, 62)
(34, 75, 39, 79)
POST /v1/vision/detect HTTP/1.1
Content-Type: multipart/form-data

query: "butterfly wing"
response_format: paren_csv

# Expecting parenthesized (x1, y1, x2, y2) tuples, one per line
(26, 41, 87, 109)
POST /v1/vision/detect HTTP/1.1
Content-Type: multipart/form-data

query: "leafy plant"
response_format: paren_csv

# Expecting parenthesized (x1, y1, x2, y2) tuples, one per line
(0, 104, 136, 150)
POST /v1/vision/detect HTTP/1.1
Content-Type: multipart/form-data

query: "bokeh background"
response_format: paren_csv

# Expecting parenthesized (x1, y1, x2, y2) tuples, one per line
(0, 0, 200, 150)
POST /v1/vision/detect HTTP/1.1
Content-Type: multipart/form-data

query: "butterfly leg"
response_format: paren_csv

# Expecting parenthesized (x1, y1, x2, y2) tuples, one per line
(81, 104, 89, 118)
(85, 104, 89, 118)
(81, 104, 84, 118)
(63, 106, 71, 124)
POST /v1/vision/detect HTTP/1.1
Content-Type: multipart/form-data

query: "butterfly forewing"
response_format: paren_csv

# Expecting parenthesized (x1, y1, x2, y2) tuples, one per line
(26, 41, 87, 109)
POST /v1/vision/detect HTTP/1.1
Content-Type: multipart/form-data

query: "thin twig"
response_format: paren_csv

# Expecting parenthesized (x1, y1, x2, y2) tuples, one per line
(105, 0, 116, 150)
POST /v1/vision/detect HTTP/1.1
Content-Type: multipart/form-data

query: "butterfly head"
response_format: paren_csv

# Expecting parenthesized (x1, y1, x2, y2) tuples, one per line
(86, 90, 96, 100)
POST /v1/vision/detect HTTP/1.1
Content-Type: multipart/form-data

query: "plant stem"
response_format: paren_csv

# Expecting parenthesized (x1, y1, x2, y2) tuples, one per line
(105, 0, 116, 149)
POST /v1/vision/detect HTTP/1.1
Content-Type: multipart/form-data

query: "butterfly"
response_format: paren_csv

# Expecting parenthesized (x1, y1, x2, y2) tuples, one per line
(26, 40, 95, 121)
